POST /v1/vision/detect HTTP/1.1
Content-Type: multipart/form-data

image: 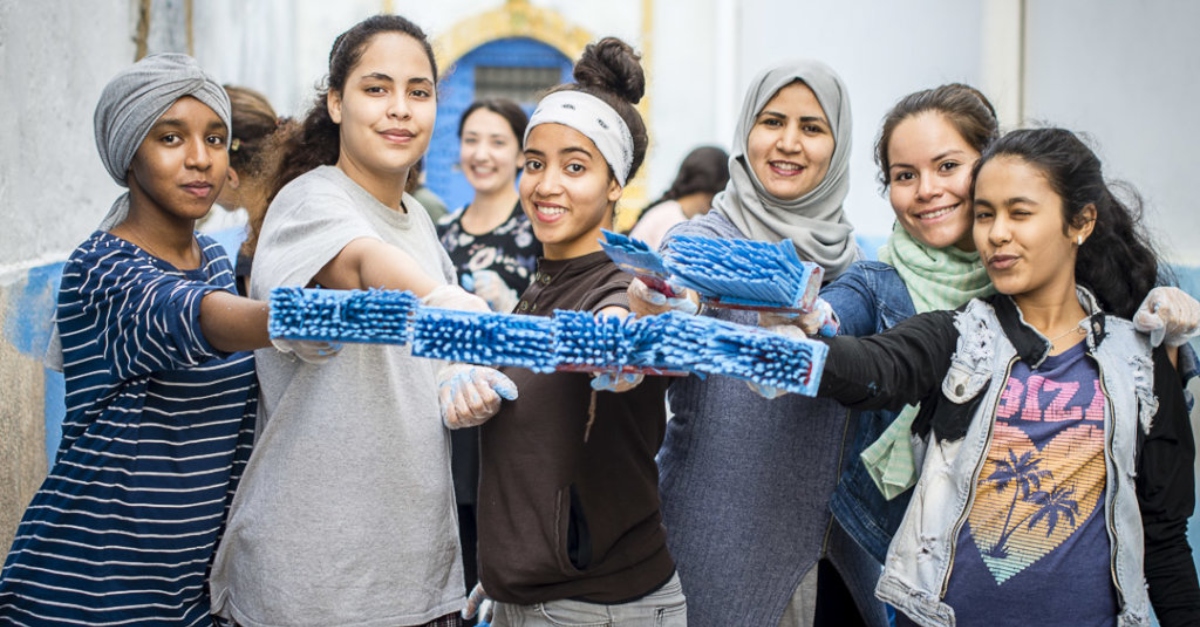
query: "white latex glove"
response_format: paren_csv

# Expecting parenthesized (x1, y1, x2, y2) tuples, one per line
(462, 582, 495, 623)
(1134, 286, 1200, 347)
(271, 337, 343, 364)
(627, 279, 699, 317)
(759, 298, 838, 337)
(438, 364, 518, 429)
(590, 371, 645, 392)
(422, 284, 491, 313)
(463, 269, 520, 313)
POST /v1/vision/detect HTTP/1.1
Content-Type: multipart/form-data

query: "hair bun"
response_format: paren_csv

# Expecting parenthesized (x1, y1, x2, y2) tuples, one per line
(573, 37, 645, 105)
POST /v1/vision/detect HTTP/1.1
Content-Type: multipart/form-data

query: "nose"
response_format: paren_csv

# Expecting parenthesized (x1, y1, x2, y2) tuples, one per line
(775, 124, 803, 154)
(388, 94, 411, 120)
(986, 214, 1012, 245)
(533, 169, 562, 197)
(185, 136, 212, 170)
(915, 172, 940, 201)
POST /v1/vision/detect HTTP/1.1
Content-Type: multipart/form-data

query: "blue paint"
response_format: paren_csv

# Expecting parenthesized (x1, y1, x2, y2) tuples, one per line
(4, 262, 63, 356)
(43, 367, 65, 468)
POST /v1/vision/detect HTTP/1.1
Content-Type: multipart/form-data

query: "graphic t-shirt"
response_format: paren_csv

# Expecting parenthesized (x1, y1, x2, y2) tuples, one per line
(941, 342, 1118, 625)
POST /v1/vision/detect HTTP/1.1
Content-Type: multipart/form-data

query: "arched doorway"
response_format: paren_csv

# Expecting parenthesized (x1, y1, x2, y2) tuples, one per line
(427, 38, 573, 212)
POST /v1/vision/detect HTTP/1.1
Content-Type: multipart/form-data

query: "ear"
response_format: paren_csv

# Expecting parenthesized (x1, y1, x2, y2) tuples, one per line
(606, 176, 623, 204)
(1073, 203, 1097, 241)
(226, 168, 241, 190)
(327, 90, 343, 125)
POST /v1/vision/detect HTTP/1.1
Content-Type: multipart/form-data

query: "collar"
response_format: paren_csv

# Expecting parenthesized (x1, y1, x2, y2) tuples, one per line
(990, 286, 1107, 369)
(534, 250, 614, 281)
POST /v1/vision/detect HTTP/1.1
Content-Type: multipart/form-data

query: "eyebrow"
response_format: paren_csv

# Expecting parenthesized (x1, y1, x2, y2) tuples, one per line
(890, 149, 969, 171)
(150, 118, 225, 133)
(974, 196, 1039, 209)
(524, 145, 595, 159)
(758, 110, 829, 125)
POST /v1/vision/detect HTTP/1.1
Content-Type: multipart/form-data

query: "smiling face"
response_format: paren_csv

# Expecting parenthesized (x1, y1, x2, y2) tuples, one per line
(745, 81, 835, 201)
(973, 156, 1093, 303)
(887, 112, 979, 251)
(460, 108, 523, 196)
(127, 96, 229, 224)
(519, 123, 622, 260)
(327, 31, 436, 206)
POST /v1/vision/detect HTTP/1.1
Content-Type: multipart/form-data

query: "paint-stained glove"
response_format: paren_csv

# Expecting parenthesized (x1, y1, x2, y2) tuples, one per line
(628, 278, 699, 316)
(590, 371, 645, 392)
(1134, 286, 1200, 347)
(438, 364, 518, 429)
(422, 284, 491, 313)
(462, 269, 520, 313)
(758, 298, 838, 337)
(271, 338, 343, 364)
(462, 583, 495, 625)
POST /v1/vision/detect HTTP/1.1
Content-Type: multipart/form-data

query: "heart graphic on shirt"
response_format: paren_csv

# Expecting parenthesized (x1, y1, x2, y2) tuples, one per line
(967, 421, 1106, 584)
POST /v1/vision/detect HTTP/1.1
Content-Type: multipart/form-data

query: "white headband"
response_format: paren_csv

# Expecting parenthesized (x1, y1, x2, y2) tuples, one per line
(525, 91, 635, 186)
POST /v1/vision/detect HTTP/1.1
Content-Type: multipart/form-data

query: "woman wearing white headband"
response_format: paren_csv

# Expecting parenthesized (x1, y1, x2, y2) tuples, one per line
(629, 60, 889, 626)
(462, 38, 686, 627)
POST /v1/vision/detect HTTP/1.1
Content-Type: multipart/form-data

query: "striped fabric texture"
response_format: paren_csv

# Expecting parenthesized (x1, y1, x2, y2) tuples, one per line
(0, 232, 257, 626)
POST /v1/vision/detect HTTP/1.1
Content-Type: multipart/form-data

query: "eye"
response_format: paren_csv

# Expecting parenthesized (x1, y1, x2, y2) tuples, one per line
(207, 134, 226, 147)
(974, 209, 994, 220)
(365, 85, 386, 95)
(523, 159, 543, 173)
(892, 171, 914, 183)
(566, 163, 585, 174)
(411, 88, 433, 99)
(939, 161, 960, 173)
(759, 117, 783, 128)
(161, 133, 182, 146)
(802, 124, 826, 134)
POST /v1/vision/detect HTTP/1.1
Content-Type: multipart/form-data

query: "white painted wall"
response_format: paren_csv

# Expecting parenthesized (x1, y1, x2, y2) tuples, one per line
(1023, 0, 1200, 265)
(0, 0, 136, 269)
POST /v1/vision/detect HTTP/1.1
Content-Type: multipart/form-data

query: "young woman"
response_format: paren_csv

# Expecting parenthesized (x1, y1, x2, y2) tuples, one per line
(628, 61, 888, 626)
(0, 53, 319, 625)
(628, 145, 730, 249)
(793, 85, 1200, 567)
(438, 98, 541, 313)
(797, 128, 1200, 626)
(436, 97, 541, 595)
(208, 15, 508, 627)
(466, 38, 686, 626)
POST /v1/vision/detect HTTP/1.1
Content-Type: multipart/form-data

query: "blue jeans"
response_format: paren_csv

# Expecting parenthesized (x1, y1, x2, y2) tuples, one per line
(491, 573, 686, 627)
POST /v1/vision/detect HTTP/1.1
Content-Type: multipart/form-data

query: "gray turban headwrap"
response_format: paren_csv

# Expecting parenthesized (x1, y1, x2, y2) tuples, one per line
(93, 52, 231, 187)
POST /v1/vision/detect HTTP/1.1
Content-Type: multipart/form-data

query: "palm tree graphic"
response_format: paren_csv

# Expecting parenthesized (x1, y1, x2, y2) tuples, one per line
(982, 449, 1053, 559)
(1026, 484, 1080, 536)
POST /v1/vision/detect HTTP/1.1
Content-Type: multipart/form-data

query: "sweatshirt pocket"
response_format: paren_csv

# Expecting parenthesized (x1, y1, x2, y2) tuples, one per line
(555, 484, 593, 573)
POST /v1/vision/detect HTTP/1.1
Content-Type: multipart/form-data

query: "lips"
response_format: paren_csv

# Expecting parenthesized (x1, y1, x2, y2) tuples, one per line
(987, 253, 1018, 270)
(914, 203, 960, 221)
(181, 181, 213, 198)
(768, 160, 805, 176)
(380, 128, 415, 143)
(533, 203, 567, 223)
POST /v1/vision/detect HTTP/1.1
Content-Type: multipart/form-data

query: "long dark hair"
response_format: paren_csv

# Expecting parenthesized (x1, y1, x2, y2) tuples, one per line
(876, 83, 998, 190)
(972, 128, 1165, 318)
(457, 97, 529, 143)
(269, 14, 437, 203)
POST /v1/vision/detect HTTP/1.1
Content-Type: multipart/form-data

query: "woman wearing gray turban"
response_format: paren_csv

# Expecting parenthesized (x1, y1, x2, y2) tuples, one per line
(0, 53, 329, 625)
(628, 60, 889, 627)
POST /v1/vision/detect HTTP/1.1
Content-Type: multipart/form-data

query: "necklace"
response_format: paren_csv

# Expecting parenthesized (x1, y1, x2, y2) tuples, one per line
(1046, 317, 1088, 345)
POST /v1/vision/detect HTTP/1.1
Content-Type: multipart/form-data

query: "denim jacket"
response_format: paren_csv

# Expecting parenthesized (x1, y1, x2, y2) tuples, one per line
(818, 289, 1200, 626)
(822, 261, 917, 564)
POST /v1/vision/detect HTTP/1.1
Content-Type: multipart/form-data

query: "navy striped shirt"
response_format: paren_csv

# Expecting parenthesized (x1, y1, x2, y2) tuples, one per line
(0, 232, 257, 626)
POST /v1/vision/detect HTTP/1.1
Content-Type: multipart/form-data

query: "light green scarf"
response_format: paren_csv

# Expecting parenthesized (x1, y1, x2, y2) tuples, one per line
(862, 223, 995, 499)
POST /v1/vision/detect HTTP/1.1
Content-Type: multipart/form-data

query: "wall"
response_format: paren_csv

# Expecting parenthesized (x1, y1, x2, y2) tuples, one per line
(0, 0, 136, 552)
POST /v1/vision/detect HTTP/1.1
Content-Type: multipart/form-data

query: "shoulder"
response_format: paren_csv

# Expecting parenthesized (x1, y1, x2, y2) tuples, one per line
(661, 209, 739, 245)
(274, 166, 357, 210)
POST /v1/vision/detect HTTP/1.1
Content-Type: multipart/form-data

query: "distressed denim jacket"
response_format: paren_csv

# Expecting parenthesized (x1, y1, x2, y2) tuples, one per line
(876, 290, 1158, 627)
(822, 261, 917, 563)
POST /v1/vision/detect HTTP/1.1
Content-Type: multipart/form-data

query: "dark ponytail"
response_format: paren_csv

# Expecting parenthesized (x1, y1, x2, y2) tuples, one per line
(269, 14, 437, 204)
(973, 128, 1165, 318)
(642, 145, 729, 212)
